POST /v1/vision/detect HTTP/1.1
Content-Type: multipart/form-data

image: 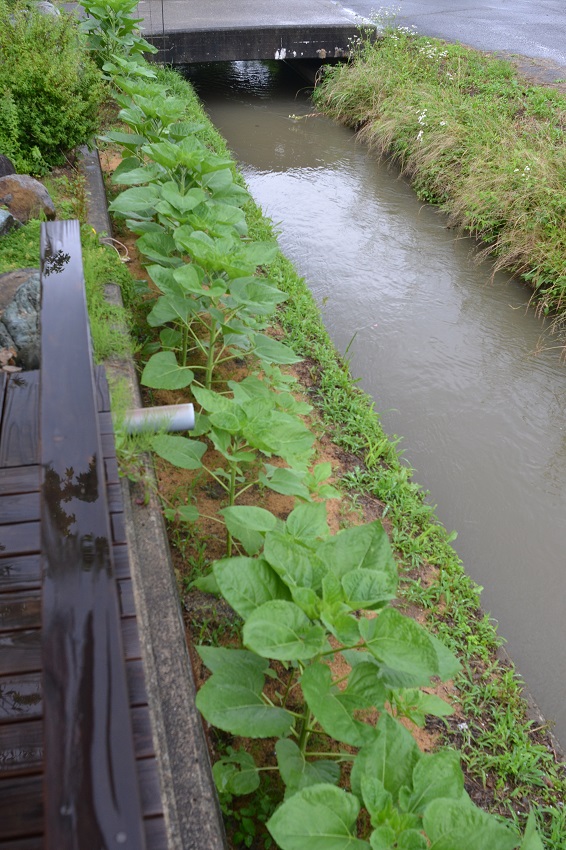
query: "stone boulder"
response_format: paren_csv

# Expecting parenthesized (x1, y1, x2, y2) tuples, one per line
(0, 155, 16, 178)
(35, 0, 61, 13)
(0, 270, 40, 369)
(0, 209, 21, 237)
(0, 174, 56, 224)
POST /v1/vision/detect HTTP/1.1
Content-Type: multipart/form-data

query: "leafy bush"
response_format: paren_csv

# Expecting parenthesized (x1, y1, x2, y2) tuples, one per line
(0, 0, 105, 173)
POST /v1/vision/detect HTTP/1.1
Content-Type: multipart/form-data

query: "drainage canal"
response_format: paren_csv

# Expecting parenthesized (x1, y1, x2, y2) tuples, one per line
(183, 60, 566, 747)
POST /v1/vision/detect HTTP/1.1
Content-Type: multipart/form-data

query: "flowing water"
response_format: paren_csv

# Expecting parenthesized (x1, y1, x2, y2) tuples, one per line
(183, 60, 566, 746)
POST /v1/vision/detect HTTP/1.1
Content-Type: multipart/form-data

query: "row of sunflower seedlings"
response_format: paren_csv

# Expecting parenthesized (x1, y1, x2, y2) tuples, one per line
(95, 26, 542, 850)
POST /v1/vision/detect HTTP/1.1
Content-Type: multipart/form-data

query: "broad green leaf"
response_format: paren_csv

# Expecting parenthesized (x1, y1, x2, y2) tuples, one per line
(108, 184, 159, 216)
(192, 572, 220, 595)
(345, 663, 387, 709)
(141, 351, 194, 390)
(520, 812, 544, 850)
(264, 531, 327, 591)
(401, 750, 464, 814)
(341, 568, 397, 610)
(213, 749, 260, 796)
(196, 676, 294, 738)
(146, 291, 195, 327)
(318, 522, 398, 583)
(428, 632, 462, 681)
(423, 798, 518, 850)
(173, 263, 205, 294)
(369, 825, 396, 850)
(196, 645, 268, 680)
(243, 600, 328, 661)
(321, 607, 361, 645)
(267, 784, 370, 850)
(192, 385, 233, 413)
(351, 713, 421, 802)
(137, 231, 180, 266)
(213, 556, 290, 619)
(253, 332, 301, 365)
(301, 662, 378, 748)
(286, 502, 330, 541)
(290, 586, 321, 619)
(164, 504, 199, 523)
(360, 609, 439, 682)
(160, 182, 206, 213)
(276, 739, 341, 799)
(259, 465, 311, 500)
(221, 506, 280, 555)
(393, 690, 454, 728)
(111, 160, 162, 185)
(151, 434, 206, 470)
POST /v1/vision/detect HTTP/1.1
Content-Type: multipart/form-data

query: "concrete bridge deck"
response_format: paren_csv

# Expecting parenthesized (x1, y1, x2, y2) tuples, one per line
(136, 0, 364, 63)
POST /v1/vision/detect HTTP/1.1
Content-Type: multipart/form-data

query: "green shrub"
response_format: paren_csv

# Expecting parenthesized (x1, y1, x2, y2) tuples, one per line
(0, 0, 105, 173)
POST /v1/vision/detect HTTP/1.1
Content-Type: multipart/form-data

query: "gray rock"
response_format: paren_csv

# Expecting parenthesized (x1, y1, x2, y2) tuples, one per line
(0, 268, 38, 313)
(2, 272, 40, 369)
(0, 174, 56, 224)
(0, 155, 16, 178)
(0, 209, 21, 237)
(35, 0, 61, 13)
(0, 321, 16, 350)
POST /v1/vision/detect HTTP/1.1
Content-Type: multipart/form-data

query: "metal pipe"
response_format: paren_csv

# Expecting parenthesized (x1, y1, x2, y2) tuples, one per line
(122, 404, 195, 434)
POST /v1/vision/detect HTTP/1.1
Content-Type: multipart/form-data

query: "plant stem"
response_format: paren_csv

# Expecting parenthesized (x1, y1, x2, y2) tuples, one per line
(181, 322, 188, 367)
(205, 317, 217, 390)
(226, 460, 237, 556)
(297, 703, 313, 754)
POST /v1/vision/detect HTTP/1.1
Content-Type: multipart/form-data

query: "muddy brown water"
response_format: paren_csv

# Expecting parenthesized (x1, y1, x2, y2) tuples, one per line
(182, 60, 566, 747)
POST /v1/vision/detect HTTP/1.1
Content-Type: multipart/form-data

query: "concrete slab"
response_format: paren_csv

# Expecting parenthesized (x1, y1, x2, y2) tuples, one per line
(137, 0, 365, 62)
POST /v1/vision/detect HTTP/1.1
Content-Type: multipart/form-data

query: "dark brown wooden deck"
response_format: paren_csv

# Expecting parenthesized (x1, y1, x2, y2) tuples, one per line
(0, 227, 168, 847)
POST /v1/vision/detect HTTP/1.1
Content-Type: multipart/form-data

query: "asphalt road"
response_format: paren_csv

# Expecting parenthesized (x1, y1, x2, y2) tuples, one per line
(342, 0, 566, 72)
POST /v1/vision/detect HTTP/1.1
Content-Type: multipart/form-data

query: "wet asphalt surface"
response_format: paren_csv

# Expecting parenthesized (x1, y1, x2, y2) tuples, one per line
(342, 0, 566, 73)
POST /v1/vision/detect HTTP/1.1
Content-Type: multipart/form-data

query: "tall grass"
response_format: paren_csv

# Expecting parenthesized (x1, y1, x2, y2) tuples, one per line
(313, 30, 566, 330)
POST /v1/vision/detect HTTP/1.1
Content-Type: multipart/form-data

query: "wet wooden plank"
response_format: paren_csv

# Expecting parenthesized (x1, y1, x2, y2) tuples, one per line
(0, 494, 40, 526)
(121, 617, 142, 660)
(137, 758, 164, 818)
(131, 706, 154, 758)
(0, 831, 43, 848)
(112, 512, 127, 545)
(105, 456, 120, 485)
(118, 579, 135, 618)
(113, 544, 130, 580)
(0, 373, 39, 469)
(0, 775, 43, 840)
(40, 220, 146, 850)
(0, 523, 40, 558)
(101, 431, 117, 459)
(0, 719, 42, 777)
(0, 592, 41, 633)
(0, 673, 42, 722)
(126, 659, 149, 707)
(0, 630, 41, 676)
(0, 662, 146, 724)
(143, 817, 168, 850)
(0, 467, 40, 498)
(98, 411, 113, 435)
(0, 556, 41, 593)
(107, 482, 123, 512)
(95, 366, 111, 413)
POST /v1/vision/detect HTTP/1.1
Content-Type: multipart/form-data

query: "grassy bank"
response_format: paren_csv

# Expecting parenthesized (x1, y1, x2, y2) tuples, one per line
(145, 66, 566, 846)
(312, 28, 566, 332)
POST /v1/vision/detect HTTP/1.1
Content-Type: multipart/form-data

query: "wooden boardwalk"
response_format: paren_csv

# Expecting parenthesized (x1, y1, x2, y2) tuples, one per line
(0, 220, 168, 848)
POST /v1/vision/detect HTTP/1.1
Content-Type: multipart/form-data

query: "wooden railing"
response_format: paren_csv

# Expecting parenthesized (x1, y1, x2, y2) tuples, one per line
(39, 220, 146, 850)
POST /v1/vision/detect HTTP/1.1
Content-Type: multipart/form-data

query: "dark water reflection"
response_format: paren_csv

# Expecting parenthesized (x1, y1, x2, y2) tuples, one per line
(184, 60, 566, 745)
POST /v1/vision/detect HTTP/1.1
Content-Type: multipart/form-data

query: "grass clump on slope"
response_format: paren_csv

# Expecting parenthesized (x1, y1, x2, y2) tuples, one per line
(313, 29, 566, 331)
